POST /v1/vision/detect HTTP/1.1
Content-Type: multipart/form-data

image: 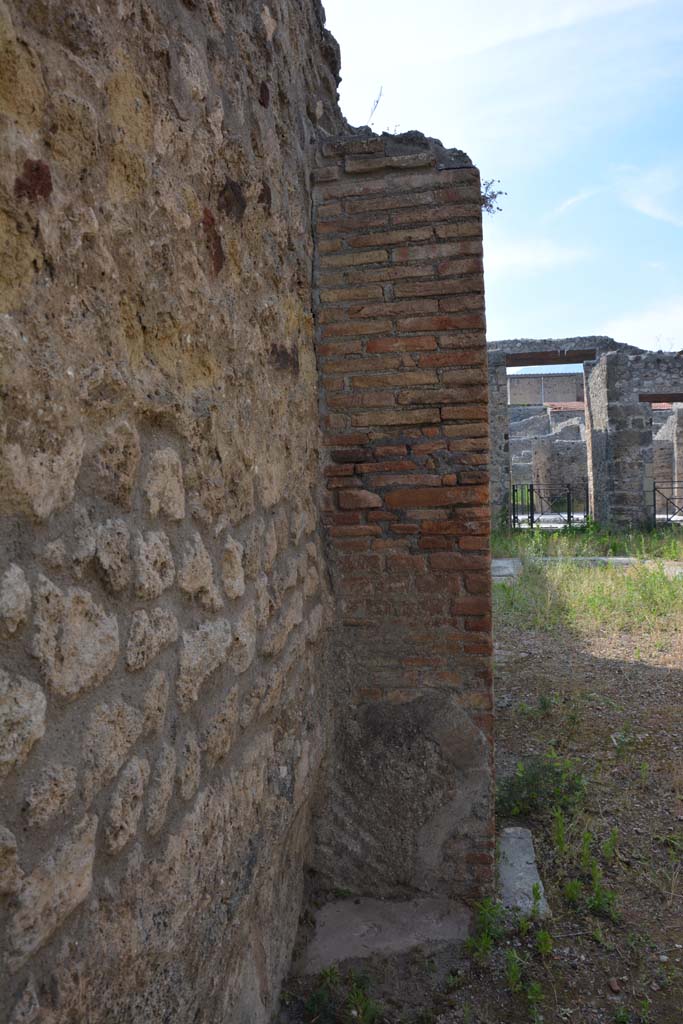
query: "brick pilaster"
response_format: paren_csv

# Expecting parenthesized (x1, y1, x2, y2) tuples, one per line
(311, 133, 494, 900)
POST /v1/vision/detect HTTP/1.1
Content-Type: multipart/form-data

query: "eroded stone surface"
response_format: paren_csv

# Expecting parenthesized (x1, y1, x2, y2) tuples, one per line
(203, 690, 239, 768)
(93, 420, 140, 508)
(104, 756, 150, 853)
(95, 519, 131, 592)
(178, 531, 222, 609)
(262, 590, 303, 656)
(230, 603, 256, 675)
(9, 815, 97, 969)
(141, 670, 169, 735)
(0, 563, 31, 632)
(146, 743, 175, 836)
(177, 731, 200, 800)
(82, 701, 143, 802)
(145, 448, 185, 520)
(126, 607, 178, 671)
(25, 764, 78, 828)
(33, 577, 119, 700)
(134, 531, 175, 601)
(0, 429, 84, 520)
(221, 536, 245, 599)
(177, 619, 232, 709)
(0, 669, 46, 777)
(0, 826, 21, 895)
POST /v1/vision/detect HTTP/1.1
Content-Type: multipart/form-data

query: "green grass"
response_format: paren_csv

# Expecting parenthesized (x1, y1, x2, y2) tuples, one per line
(491, 524, 683, 561)
(494, 560, 683, 635)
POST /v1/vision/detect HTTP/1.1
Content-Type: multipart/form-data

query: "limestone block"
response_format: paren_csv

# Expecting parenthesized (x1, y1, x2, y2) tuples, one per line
(0, 825, 21, 894)
(306, 603, 324, 644)
(304, 564, 320, 599)
(94, 420, 140, 508)
(230, 603, 256, 675)
(72, 505, 97, 572)
(271, 555, 298, 608)
(177, 731, 200, 800)
(262, 590, 303, 657)
(146, 743, 176, 836)
(41, 539, 66, 569)
(0, 669, 46, 777)
(82, 700, 144, 801)
(9, 815, 97, 969)
(142, 670, 169, 735)
(126, 607, 178, 671)
(242, 518, 263, 580)
(33, 577, 119, 700)
(203, 690, 239, 768)
(263, 519, 278, 572)
(221, 535, 245, 599)
(25, 764, 78, 828)
(145, 448, 185, 520)
(95, 519, 131, 592)
(8, 978, 40, 1023)
(178, 532, 222, 609)
(177, 619, 232, 709)
(0, 563, 31, 632)
(290, 501, 307, 545)
(0, 429, 84, 520)
(104, 756, 150, 853)
(134, 531, 175, 600)
(255, 572, 273, 628)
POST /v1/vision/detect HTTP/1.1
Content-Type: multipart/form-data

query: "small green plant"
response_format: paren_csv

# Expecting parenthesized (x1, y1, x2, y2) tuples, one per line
(518, 913, 531, 937)
(497, 752, 585, 818)
(638, 995, 652, 1024)
(588, 871, 619, 921)
(563, 878, 582, 907)
(535, 929, 553, 958)
(526, 980, 545, 1023)
(580, 830, 594, 874)
(602, 827, 619, 862)
(505, 948, 525, 994)
(552, 807, 567, 857)
(613, 1008, 630, 1024)
(639, 762, 650, 787)
(465, 897, 506, 963)
(613, 724, 636, 760)
(531, 883, 542, 920)
(344, 980, 382, 1024)
(444, 969, 465, 992)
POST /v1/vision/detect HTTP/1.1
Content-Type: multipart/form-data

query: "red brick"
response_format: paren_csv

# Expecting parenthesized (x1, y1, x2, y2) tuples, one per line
(320, 248, 389, 267)
(459, 535, 490, 551)
(351, 370, 437, 389)
(436, 221, 480, 240)
(321, 318, 393, 338)
(387, 554, 426, 573)
(441, 405, 488, 422)
(338, 489, 383, 510)
(319, 284, 385, 303)
(354, 460, 416, 473)
(458, 470, 487, 484)
(324, 511, 361, 525)
(417, 350, 483, 368)
(442, 474, 458, 486)
(367, 510, 397, 522)
(465, 574, 489, 593)
(418, 537, 451, 550)
(324, 463, 355, 476)
(368, 473, 442, 488)
(351, 409, 441, 428)
(345, 190, 436, 214)
(329, 525, 382, 537)
(438, 295, 485, 314)
(318, 339, 364, 356)
(453, 596, 490, 614)
(323, 432, 369, 446)
(322, 354, 401, 373)
(384, 487, 459, 509)
(391, 202, 481, 226)
(396, 386, 486, 406)
(367, 336, 437, 353)
(389, 524, 420, 535)
(397, 314, 485, 333)
(393, 277, 482, 299)
(330, 447, 366, 462)
(317, 212, 388, 234)
(349, 226, 433, 249)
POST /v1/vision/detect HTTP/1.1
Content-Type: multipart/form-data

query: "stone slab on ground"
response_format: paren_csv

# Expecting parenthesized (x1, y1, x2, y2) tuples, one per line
(294, 897, 471, 976)
(492, 558, 522, 579)
(499, 826, 550, 918)
(492, 556, 683, 579)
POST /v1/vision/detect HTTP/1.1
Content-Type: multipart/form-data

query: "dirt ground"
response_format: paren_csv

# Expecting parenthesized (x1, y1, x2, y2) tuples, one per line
(279, 614, 683, 1024)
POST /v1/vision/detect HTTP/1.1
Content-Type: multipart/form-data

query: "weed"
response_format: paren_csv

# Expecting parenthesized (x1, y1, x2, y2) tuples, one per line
(613, 1009, 630, 1024)
(552, 807, 568, 857)
(588, 870, 619, 921)
(497, 752, 585, 819)
(612, 725, 636, 760)
(465, 897, 505, 963)
(444, 970, 466, 992)
(531, 883, 542, 919)
(639, 762, 650, 787)
(580, 831, 594, 874)
(526, 979, 545, 1022)
(602, 827, 619, 862)
(563, 878, 582, 907)
(638, 996, 652, 1024)
(518, 913, 532, 937)
(505, 948, 525, 993)
(344, 980, 382, 1024)
(535, 929, 553, 958)
(465, 929, 493, 964)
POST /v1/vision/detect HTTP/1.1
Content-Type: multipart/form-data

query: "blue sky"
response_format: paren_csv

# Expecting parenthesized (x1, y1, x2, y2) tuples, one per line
(322, 0, 683, 362)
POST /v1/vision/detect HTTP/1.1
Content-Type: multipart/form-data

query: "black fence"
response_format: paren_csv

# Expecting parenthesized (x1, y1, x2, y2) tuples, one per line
(653, 482, 683, 526)
(511, 482, 589, 529)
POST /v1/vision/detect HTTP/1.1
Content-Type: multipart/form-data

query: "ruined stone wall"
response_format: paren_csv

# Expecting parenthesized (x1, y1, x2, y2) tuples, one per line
(508, 372, 583, 406)
(311, 133, 494, 901)
(0, 2, 342, 1021)
(585, 352, 683, 527)
(532, 439, 587, 499)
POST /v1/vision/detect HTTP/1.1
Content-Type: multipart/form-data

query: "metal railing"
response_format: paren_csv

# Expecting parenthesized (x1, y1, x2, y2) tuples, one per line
(511, 482, 589, 529)
(653, 482, 683, 526)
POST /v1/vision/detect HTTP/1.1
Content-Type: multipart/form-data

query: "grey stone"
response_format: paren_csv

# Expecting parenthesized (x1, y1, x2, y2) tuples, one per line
(9, 815, 98, 969)
(221, 535, 245, 599)
(177, 619, 232, 709)
(0, 563, 31, 632)
(0, 826, 22, 894)
(126, 606, 178, 671)
(177, 731, 200, 800)
(134, 531, 175, 600)
(499, 826, 550, 917)
(25, 764, 78, 827)
(142, 670, 169, 735)
(144, 448, 185, 520)
(93, 420, 141, 509)
(296, 897, 471, 975)
(104, 756, 150, 853)
(146, 743, 176, 836)
(0, 669, 46, 777)
(82, 701, 144, 801)
(178, 531, 222, 609)
(32, 577, 119, 700)
(95, 518, 131, 592)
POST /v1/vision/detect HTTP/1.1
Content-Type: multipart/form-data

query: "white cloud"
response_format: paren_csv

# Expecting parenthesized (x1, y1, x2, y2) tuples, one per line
(550, 187, 602, 219)
(603, 298, 683, 350)
(484, 238, 586, 279)
(618, 163, 683, 227)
